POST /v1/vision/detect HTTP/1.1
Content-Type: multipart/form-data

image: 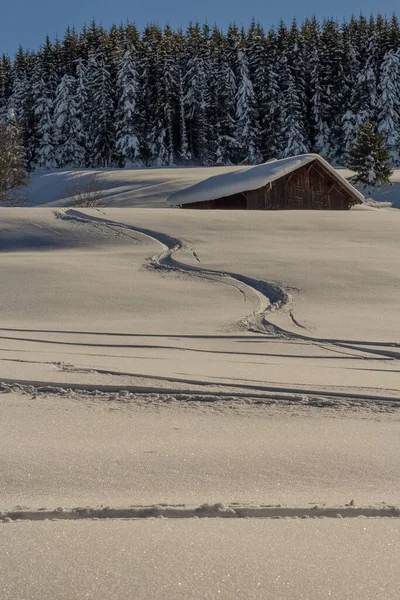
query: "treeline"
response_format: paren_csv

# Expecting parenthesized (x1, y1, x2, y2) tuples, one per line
(1, 14, 400, 171)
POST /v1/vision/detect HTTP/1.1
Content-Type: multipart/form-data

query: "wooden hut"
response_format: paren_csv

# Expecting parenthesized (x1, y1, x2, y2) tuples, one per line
(168, 154, 364, 210)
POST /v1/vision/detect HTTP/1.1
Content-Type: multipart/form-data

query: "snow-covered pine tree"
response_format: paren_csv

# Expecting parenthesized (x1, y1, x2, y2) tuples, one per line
(10, 48, 27, 124)
(62, 27, 81, 76)
(318, 19, 345, 162)
(10, 49, 36, 168)
(235, 45, 262, 164)
(86, 49, 115, 167)
(75, 58, 88, 165)
(115, 47, 142, 166)
(53, 73, 85, 167)
(247, 21, 269, 160)
(32, 61, 56, 170)
(172, 28, 191, 163)
(0, 108, 28, 202)
(139, 24, 163, 165)
(352, 35, 378, 127)
(374, 14, 392, 67)
(389, 14, 400, 50)
(301, 16, 320, 146)
(125, 22, 141, 50)
(377, 50, 400, 167)
(206, 25, 237, 165)
(40, 35, 59, 97)
(109, 23, 124, 84)
(278, 52, 308, 158)
(0, 55, 13, 123)
(151, 26, 178, 166)
(349, 119, 392, 188)
(184, 23, 211, 164)
(288, 19, 309, 147)
(310, 43, 331, 157)
(177, 66, 190, 161)
(339, 22, 361, 164)
(263, 32, 283, 160)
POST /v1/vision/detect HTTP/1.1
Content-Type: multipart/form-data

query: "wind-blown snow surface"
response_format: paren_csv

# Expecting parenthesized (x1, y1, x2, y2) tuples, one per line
(2, 520, 400, 600)
(0, 207, 398, 394)
(26, 166, 239, 207)
(25, 165, 400, 207)
(1, 205, 399, 599)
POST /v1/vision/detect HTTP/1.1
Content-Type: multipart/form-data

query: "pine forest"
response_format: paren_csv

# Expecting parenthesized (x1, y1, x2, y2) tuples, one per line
(1, 14, 400, 171)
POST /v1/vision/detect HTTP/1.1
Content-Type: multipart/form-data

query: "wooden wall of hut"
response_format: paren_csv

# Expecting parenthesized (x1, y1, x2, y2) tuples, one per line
(181, 193, 246, 209)
(246, 161, 356, 210)
(180, 160, 359, 210)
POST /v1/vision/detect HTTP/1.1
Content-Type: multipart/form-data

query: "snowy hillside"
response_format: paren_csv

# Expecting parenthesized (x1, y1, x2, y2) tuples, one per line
(25, 165, 239, 207)
(1, 204, 399, 599)
(1, 206, 398, 391)
(26, 165, 400, 207)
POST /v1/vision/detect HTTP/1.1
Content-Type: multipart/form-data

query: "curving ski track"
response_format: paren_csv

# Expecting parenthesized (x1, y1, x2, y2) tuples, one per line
(0, 208, 397, 402)
(54, 209, 400, 361)
(55, 208, 295, 334)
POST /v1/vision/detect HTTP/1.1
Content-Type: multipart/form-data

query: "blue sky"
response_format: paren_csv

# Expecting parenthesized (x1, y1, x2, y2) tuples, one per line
(1, 0, 398, 56)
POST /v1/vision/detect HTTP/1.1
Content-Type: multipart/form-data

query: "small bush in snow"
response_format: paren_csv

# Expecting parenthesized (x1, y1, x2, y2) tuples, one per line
(67, 172, 106, 207)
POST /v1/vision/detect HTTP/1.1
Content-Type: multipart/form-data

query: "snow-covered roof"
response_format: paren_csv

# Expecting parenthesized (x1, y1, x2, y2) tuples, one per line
(167, 154, 364, 206)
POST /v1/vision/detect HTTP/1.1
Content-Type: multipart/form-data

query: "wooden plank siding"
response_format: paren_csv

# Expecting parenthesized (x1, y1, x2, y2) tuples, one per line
(180, 159, 360, 210)
(181, 193, 247, 210)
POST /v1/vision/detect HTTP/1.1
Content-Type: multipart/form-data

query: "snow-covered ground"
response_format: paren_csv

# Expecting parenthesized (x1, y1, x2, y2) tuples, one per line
(25, 165, 400, 208)
(2, 389, 400, 511)
(1, 207, 398, 395)
(2, 520, 399, 600)
(1, 177, 399, 598)
(26, 165, 239, 207)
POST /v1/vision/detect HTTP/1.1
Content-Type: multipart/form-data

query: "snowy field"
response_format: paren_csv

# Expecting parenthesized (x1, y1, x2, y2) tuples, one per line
(2, 520, 399, 600)
(1, 207, 398, 393)
(1, 169, 400, 598)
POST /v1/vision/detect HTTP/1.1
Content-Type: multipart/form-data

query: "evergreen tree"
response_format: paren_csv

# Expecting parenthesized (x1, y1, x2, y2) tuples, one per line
(75, 58, 88, 165)
(235, 47, 262, 164)
(3, 13, 400, 172)
(339, 21, 361, 163)
(62, 27, 81, 76)
(86, 50, 115, 167)
(377, 50, 400, 166)
(184, 23, 211, 163)
(349, 119, 392, 187)
(288, 19, 308, 145)
(115, 48, 142, 166)
(247, 21, 268, 159)
(352, 36, 378, 126)
(310, 44, 331, 156)
(32, 62, 55, 169)
(318, 19, 345, 161)
(139, 24, 163, 165)
(53, 74, 85, 167)
(0, 109, 28, 202)
(177, 66, 190, 161)
(264, 39, 283, 160)
(0, 55, 13, 122)
(278, 53, 308, 157)
(147, 26, 178, 166)
(208, 25, 237, 165)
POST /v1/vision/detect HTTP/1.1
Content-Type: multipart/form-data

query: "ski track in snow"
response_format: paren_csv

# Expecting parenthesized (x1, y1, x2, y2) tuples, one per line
(1, 207, 398, 403)
(54, 208, 400, 359)
(2, 503, 400, 523)
(55, 207, 288, 325)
